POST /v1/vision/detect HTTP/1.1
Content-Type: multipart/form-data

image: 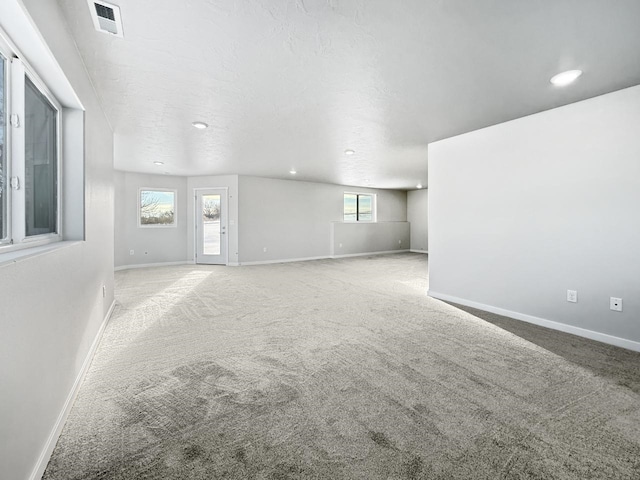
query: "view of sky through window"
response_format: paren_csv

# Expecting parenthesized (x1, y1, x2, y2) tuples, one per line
(344, 193, 357, 221)
(140, 189, 175, 225)
(344, 193, 374, 222)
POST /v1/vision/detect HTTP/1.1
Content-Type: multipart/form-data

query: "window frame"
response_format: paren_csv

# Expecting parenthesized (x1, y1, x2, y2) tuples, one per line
(0, 30, 63, 252)
(343, 192, 377, 223)
(0, 45, 8, 245)
(138, 187, 178, 228)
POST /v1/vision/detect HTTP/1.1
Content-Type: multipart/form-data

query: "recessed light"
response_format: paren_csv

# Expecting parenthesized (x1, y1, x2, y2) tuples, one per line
(289, 169, 297, 175)
(192, 121, 208, 129)
(153, 161, 164, 165)
(416, 184, 423, 189)
(550, 70, 582, 86)
(344, 149, 355, 155)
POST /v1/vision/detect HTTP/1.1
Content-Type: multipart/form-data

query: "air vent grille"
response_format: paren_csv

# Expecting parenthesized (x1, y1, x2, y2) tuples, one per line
(87, 0, 124, 38)
(94, 4, 115, 21)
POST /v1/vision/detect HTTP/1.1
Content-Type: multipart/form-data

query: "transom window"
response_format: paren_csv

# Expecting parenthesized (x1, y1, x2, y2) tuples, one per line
(344, 193, 376, 222)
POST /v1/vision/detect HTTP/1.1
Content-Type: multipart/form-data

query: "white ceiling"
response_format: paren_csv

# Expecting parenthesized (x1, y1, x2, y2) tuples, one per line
(57, 0, 640, 189)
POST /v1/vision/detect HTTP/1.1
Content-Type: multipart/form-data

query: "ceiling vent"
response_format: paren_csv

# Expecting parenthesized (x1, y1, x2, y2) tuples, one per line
(87, 0, 124, 38)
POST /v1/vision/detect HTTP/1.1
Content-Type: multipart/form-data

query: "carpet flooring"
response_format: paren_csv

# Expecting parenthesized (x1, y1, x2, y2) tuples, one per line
(43, 253, 640, 479)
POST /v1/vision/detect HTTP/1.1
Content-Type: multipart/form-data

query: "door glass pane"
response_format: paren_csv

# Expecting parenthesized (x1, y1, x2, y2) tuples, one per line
(25, 76, 57, 237)
(358, 195, 372, 221)
(202, 194, 220, 255)
(0, 55, 5, 240)
(344, 193, 357, 222)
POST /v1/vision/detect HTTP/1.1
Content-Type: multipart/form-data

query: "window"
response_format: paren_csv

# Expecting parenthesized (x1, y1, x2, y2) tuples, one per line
(344, 193, 376, 222)
(139, 189, 176, 227)
(0, 32, 62, 250)
(25, 77, 58, 237)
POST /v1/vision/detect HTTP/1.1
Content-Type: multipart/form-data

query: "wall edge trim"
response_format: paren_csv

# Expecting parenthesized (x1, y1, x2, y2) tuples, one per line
(427, 291, 640, 353)
(29, 299, 116, 480)
(409, 249, 429, 254)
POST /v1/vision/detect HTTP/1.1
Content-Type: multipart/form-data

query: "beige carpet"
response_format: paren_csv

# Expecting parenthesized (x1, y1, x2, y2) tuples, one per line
(43, 253, 640, 479)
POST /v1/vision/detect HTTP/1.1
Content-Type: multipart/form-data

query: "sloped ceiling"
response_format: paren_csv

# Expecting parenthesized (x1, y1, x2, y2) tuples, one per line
(57, 0, 640, 189)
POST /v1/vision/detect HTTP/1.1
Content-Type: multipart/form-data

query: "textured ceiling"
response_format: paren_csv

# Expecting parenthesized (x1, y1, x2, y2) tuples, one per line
(57, 0, 640, 189)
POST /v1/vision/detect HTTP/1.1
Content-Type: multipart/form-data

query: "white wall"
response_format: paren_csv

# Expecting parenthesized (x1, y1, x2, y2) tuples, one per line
(408, 189, 428, 252)
(0, 2, 115, 479)
(114, 170, 127, 266)
(331, 222, 410, 256)
(114, 172, 188, 269)
(187, 175, 239, 265)
(115, 173, 408, 267)
(429, 85, 640, 350)
(238, 176, 408, 263)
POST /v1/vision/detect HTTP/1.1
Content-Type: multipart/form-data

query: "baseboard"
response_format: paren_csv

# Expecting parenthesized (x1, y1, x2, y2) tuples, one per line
(29, 300, 116, 480)
(115, 261, 189, 271)
(410, 249, 428, 254)
(239, 250, 411, 266)
(118, 252, 414, 269)
(240, 255, 330, 266)
(428, 291, 640, 353)
(331, 249, 410, 259)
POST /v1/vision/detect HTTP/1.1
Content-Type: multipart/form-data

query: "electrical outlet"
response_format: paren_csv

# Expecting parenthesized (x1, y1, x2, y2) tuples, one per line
(339, 243, 342, 248)
(398, 239, 402, 244)
(263, 247, 267, 253)
(129, 249, 134, 255)
(610, 297, 623, 312)
(567, 290, 578, 303)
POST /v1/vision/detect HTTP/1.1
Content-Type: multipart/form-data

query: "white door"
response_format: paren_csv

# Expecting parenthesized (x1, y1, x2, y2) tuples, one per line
(195, 189, 228, 265)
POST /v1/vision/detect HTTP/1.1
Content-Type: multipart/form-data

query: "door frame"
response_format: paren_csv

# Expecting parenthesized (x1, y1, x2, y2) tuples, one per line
(194, 187, 228, 265)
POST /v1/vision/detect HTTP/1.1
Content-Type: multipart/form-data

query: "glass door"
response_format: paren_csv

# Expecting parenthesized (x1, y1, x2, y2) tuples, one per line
(195, 188, 227, 265)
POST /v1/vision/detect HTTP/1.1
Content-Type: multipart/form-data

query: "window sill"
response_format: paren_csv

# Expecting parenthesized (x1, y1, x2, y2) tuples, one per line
(0, 241, 81, 268)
